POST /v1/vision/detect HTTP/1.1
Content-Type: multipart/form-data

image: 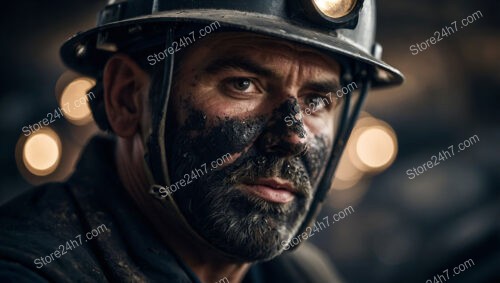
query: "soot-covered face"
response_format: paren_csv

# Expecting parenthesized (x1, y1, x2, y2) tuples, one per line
(165, 32, 342, 261)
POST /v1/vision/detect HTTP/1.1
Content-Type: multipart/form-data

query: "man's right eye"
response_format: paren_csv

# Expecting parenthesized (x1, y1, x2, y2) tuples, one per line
(232, 78, 252, 91)
(221, 77, 261, 95)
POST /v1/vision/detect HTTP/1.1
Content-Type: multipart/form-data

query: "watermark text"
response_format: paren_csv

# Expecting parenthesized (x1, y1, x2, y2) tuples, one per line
(426, 258, 475, 283)
(151, 152, 232, 198)
(22, 91, 95, 137)
(34, 224, 108, 269)
(406, 134, 480, 180)
(281, 206, 354, 250)
(284, 82, 357, 127)
(410, 10, 483, 55)
(147, 21, 221, 66)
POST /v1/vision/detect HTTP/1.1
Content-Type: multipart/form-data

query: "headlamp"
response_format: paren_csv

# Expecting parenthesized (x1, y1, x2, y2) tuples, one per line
(313, 0, 357, 18)
(296, 0, 364, 28)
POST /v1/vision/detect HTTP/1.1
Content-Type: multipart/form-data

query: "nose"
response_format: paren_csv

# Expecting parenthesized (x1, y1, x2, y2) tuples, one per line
(257, 98, 308, 157)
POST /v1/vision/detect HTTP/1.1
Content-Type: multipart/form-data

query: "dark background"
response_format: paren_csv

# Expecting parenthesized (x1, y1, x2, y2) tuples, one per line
(1, 1, 499, 283)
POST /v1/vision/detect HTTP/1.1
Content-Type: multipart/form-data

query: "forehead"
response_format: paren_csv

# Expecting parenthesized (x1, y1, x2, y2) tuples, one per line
(181, 32, 341, 76)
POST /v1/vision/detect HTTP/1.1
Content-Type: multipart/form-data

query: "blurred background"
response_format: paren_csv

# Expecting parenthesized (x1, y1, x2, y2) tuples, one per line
(0, 0, 498, 282)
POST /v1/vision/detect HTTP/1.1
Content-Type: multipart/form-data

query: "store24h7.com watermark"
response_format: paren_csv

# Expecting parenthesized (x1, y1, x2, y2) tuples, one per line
(33, 224, 108, 269)
(150, 152, 232, 199)
(426, 258, 475, 283)
(409, 10, 483, 56)
(406, 134, 480, 180)
(281, 206, 355, 250)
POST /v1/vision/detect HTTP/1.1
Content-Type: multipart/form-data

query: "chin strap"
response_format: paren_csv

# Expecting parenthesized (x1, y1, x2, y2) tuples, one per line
(143, 27, 243, 261)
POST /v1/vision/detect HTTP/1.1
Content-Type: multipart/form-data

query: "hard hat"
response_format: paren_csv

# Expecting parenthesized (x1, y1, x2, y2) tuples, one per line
(60, 0, 403, 258)
(61, 0, 403, 86)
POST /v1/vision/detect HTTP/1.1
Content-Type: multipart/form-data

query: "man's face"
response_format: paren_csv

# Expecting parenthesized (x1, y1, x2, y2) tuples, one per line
(164, 32, 342, 260)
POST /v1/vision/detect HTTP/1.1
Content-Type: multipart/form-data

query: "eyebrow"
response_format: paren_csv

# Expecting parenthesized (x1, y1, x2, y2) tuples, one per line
(204, 57, 277, 79)
(303, 81, 341, 94)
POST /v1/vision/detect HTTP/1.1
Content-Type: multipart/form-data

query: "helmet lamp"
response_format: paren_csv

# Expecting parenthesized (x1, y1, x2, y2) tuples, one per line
(296, 0, 364, 28)
(313, 0, 357, 19)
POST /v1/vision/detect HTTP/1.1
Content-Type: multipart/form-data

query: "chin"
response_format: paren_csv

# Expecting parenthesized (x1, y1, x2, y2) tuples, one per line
(177, 184, 310, 261)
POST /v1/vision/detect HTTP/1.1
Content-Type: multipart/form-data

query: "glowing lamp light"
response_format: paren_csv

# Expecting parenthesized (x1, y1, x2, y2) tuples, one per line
(22, 129, 61, 176)
(59, 77, 95, 125)
(313, 0, 357, 19)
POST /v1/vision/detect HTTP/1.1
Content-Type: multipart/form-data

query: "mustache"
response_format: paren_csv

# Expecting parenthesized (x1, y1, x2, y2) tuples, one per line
(217, 150, 312, 197)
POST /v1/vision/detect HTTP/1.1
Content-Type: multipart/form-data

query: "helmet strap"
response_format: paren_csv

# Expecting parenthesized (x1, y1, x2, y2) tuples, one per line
(144, 27, 242, 261)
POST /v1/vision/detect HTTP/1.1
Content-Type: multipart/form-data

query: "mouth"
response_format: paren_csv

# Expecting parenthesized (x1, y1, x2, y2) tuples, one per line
(240, 177, 298, 204)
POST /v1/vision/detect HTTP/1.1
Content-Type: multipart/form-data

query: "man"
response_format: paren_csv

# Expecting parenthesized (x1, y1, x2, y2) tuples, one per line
(0, 0, 403, 282)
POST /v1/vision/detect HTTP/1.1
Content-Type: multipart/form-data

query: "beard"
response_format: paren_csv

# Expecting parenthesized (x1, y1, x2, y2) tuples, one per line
(165, 107, 330, 261)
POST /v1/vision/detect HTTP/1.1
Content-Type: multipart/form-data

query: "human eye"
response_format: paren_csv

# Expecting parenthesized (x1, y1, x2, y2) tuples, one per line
(220, 77, 261, 95)
(303, 93, 333, 113)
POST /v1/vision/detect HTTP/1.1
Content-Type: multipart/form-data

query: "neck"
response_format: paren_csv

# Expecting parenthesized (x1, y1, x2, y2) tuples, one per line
(115, 136, 250, 283)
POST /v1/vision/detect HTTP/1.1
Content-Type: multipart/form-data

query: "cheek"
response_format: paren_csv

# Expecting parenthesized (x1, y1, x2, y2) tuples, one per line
(203, 115, 267, 155)
(179, 108, 268, 164)
(305, 116, 335, 143)
(304, 134, 333, 183)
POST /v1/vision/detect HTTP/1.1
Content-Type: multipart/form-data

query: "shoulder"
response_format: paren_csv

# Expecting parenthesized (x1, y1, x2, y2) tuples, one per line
(0, 182, 76, 234)
(0, 183, 107, 282)
(0, 182, 79, 238)
(260, 242, 345, 283)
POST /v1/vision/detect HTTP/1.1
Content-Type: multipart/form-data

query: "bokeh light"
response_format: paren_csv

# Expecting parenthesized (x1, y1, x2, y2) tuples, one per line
(22, 128, 61, 176)
(356, 127, 397, 169)
(332, 149, 364, 190)
(348, 116, 398, 173)
(59, 77, 95, 125)
(331, 113, 398, 190)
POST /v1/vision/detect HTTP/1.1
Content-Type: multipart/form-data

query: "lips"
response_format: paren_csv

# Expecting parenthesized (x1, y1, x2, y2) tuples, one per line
(241, 177, 298, 204)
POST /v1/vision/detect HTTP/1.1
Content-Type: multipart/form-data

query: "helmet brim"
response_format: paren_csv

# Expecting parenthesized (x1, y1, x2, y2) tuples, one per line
(61, 9, 404, 87)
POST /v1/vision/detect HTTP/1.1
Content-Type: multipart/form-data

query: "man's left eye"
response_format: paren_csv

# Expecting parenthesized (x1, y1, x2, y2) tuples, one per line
(224, 77, 260, 93)
(304, 95, 330, 111)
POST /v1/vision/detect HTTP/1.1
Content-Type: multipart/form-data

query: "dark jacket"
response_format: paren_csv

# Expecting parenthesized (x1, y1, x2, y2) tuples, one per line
(0, 136, 343, 283)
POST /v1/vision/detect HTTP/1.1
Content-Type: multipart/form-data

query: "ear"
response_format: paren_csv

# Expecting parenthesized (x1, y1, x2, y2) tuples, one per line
(103, 54, 150, 137)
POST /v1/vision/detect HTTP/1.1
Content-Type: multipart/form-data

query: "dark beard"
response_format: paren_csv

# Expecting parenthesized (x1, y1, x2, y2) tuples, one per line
(165, 109, 329, 261)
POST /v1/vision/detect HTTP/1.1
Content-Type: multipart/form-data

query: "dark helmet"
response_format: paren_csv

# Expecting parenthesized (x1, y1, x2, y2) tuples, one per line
(61, 0, 402, 86)
(60, 0, 403, 257)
